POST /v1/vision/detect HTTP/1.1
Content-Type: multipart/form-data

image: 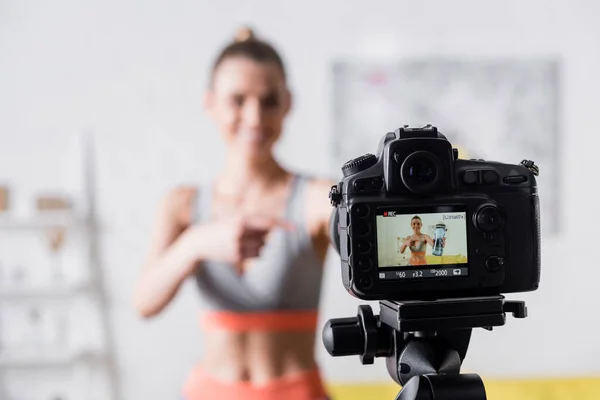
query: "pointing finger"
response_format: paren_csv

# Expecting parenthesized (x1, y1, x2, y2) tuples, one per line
(244, 215, 295, 232)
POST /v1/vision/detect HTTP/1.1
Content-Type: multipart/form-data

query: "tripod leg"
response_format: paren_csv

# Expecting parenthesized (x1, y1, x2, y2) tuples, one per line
(394, 376, 433, 400)
(395, 374, 487, 400)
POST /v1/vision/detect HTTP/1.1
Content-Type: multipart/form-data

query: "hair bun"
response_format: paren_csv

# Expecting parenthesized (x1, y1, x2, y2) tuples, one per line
(234, 26, 256, 43)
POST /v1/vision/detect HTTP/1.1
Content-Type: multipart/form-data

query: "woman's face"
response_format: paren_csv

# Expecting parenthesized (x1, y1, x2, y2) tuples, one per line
(205, 57, 291, 161)
(411, 218, 422, 233)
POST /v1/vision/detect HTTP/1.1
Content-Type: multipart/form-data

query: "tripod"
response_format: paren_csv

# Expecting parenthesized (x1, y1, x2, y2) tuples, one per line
(322, 295, 527, 400)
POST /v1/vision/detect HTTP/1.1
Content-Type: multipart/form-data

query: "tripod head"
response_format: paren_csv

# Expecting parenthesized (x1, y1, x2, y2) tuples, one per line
(322, 296, 527, 400)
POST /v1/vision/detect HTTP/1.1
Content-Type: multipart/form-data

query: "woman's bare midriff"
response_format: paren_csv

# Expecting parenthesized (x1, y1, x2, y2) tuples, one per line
(200, 329, 318, 384)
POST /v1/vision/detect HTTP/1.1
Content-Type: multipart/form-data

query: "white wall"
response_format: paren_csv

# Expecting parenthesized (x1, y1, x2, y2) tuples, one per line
(2, 0, 600, 398)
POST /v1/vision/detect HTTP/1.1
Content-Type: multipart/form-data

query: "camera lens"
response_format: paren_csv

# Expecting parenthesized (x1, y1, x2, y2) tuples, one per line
(474, 205, 503, 233)
(400, 151, 443, 193)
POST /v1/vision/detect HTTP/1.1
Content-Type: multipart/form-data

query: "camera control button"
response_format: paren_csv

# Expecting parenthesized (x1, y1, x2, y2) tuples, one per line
(371, 177, 384, 189)
(463, 170, 478, 184)
(503, 175, 527, 184)
(357, 276, 373, 289)
(485, 256, 505, 272)
(353, 204, 370, 218)
(357, 257, 373, 271)
(356, 241, 372, 254)
(482, 170, 499, 184)
(354, 222, 370, 236)
(353, 181, 366, 191)
(474, 205, 503, 233)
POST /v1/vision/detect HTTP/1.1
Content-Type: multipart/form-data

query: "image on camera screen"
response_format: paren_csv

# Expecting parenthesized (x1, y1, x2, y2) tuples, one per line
(376, 209, 469, 269)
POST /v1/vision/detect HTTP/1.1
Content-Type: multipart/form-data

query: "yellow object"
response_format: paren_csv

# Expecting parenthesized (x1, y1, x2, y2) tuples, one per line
(327, 376, 600, 400)
(454, 144, 472, 160)
(425, 254, 468, 264)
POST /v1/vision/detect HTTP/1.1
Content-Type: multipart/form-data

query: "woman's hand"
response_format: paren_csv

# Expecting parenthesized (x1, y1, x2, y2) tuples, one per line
(190, 215, 294, 272)
(402, 237, 414, 247)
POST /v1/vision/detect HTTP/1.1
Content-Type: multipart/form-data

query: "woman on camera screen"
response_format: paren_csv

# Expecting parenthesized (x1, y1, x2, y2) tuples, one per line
(133, 27, 334, 400)
(399, 215, 444, 266)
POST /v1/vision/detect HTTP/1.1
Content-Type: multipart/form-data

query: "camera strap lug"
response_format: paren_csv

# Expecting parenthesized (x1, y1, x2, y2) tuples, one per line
(520, 160, 539, 176)
(329, 184, 342, 207)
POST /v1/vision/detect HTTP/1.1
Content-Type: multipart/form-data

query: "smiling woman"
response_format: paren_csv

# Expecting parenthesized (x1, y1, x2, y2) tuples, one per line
(205, 27, 290, 159)
(133, 27, 335, 400)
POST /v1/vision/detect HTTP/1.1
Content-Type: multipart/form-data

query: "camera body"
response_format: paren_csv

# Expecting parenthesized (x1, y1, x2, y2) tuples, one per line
(329, 125, 541, 301)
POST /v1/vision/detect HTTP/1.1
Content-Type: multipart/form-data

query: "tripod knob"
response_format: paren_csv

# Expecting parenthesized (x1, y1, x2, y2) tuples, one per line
(322, 317, 364, 357)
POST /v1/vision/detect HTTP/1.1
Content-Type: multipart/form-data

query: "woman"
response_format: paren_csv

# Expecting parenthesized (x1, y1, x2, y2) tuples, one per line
(399, 216, 444, 266)
(134, 28, 334, 400)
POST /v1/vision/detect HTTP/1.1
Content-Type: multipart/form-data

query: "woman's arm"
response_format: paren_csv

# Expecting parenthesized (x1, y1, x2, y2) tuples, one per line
(134, 187, 282, 318)
(399, 237, 408, 254)
(133, 187, 202, 318)
(424, 235, 435, 247)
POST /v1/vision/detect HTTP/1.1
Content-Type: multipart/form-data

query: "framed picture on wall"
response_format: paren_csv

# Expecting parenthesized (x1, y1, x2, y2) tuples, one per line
(331, 58, 561, 234)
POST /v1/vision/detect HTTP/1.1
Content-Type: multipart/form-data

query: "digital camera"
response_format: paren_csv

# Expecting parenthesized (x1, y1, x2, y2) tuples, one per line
(329, 125, 541, 301)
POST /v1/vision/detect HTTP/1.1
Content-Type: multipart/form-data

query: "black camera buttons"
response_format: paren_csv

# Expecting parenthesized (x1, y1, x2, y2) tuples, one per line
(474, 205, 503, 233)
(482, 170, 499, 184)
(352, 204, 371, 218)
(357, 276, 373, 290)
(353, 177, 384, 192)
(353, 222, 371, 237)
(462, 170, 478, 184)
(356, 240, 372, 254)
(371, 177, 384, 190)
(463, 169, 499, 185)
(503, 175, 527, 184)
(485, 255, 505, 272)
(356, 257, 373, 271)
(353, 181, 366, 191)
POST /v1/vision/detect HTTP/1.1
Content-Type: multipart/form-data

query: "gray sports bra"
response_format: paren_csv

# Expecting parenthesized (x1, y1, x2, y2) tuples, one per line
(409, 236, 427, 252)
(192, 175, 324, 312)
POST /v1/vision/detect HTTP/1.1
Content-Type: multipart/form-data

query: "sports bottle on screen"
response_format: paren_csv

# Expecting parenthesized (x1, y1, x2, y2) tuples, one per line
(432, 223, 447, 256)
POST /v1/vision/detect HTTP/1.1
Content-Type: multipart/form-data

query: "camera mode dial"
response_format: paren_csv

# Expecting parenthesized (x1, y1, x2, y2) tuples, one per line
(342, 154, 377, 177)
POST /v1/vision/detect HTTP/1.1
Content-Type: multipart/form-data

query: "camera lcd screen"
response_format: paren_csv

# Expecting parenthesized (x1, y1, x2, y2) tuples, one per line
(375, 207, 469, 280)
